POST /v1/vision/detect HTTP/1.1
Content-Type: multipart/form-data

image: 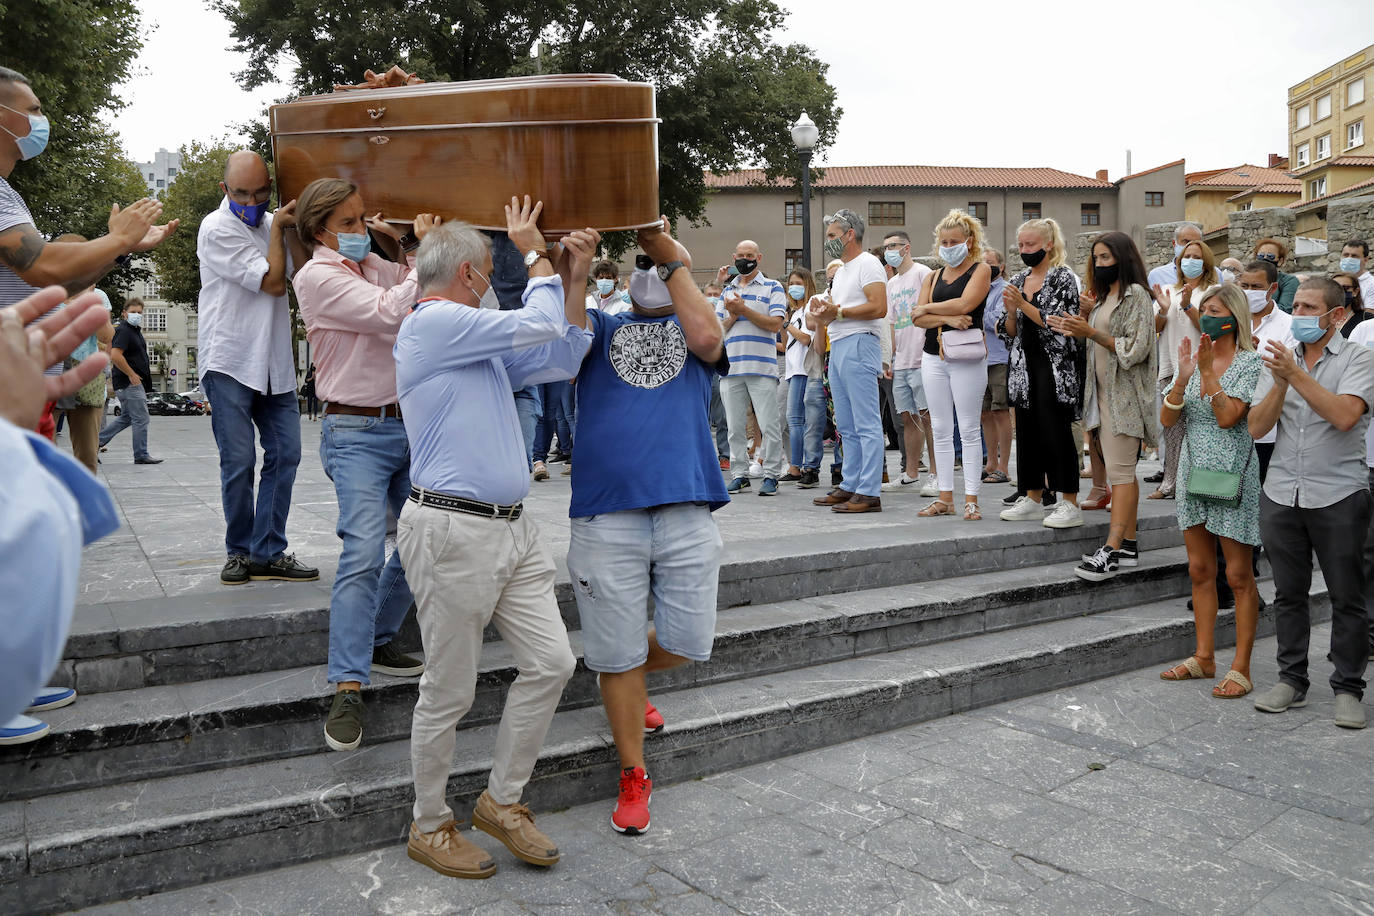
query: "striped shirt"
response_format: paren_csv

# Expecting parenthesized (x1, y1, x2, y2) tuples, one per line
(0, 177, 61, 377)
(716, 271, 786, 377)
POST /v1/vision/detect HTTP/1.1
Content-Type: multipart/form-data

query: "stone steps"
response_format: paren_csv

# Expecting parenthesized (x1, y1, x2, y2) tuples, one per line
(7, 569, 1327, 916)
(0, 547, 1193, 802)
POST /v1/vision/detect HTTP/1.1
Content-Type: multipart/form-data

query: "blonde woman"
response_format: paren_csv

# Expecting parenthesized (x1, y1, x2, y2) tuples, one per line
(1149, 239, 1213, 499)
(1158, 284, 1262, 698)
(911, 210, 991, 520)
(997, 218, 1084, 529)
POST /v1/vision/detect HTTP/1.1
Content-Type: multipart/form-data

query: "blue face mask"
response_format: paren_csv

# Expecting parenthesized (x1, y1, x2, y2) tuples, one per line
(1, 104, 49, 160)
(884, 249, 904, 268)
(229, 199, 269, 228)
(1173, 243, 1185, 259)
(1291, 310, 1335, 343)
(596, 278, 615, 296)
(939, 242, 968, 267)
(327, 228, 371, 262)
(788, 284, 805, 300)
(1180, 257, 1204, 279)
(1339, 256, 1362, 273)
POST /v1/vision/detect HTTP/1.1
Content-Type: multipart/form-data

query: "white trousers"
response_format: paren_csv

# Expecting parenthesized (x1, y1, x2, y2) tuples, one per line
(921, 354, 988, 497)
(398, 501, 576, 833)
(720, 374, 784, 479)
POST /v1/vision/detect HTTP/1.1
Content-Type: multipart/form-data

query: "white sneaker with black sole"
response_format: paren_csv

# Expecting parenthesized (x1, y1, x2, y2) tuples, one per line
(1081, 539, 1138, 567)
(1075, 544, 1120, 581)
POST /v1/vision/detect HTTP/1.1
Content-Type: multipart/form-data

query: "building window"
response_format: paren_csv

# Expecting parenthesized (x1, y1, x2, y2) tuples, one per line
(1316, 93, 1331, 121)
(144, 276, 161, 299)
(148, 349, 162, 370)
(186, 347, 197, 374)
(1240, 202, 1253, 211)
(784, 248, 804, 273)
(1348, 120, 1364, 150)
(1021, 202, 1041, 221)
(1080, 203, 1100, 226)
(144, 308, 168, 333)
(1296, 105, 1311, 129)
(1296, 143, 1310, 167)
(1349, 77, 1365, 107)
(1316, 134, 1331, 160)
(167, 167, 177, 177)
(967, 201, 988, 223)
(156, 178, 165, 188)
(784, 202, 803, 226)
(147, 171, 155, 180)
(1309, 176, 1327, 198)
(1145, 191, 1165, 207)
(867, 202, 905, 226)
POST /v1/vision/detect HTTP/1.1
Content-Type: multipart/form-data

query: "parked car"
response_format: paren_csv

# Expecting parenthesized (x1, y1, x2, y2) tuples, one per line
(147, 393, 205, 416)
(105, 396, 120, 417)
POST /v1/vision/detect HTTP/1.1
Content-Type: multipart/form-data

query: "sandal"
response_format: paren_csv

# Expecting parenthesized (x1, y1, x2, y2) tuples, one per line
(963, 502, 982, 521)
(1081, 486, 1111, 510)
(1160, 656, 1214, 681)
(982, 470, 1009, 484)
(918, 499, 953, 517)
(1146, 489, 1174, 500)
(1212, 670, 1253, 699)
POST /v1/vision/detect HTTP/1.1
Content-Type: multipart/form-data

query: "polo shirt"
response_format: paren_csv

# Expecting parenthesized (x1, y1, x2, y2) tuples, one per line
(717, 271, 786, 377)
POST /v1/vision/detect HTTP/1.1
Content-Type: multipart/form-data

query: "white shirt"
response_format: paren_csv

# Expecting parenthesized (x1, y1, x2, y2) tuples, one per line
(1249, 306, 1299, 445)
(1155, 286, 1206, 381)
(826, 251, 887, 343)
(1349, 318, 1374, 466)
(1358, 270, 1374, 314)
(591, 291, 631, 315)
(196, 197, 296, 394)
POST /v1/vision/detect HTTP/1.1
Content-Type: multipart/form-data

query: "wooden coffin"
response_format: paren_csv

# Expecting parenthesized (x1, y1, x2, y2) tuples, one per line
(269, 74, 660, 234)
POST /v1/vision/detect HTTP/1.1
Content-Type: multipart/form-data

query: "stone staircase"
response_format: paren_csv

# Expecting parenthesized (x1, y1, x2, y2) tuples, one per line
(1, 512, 1330, 913)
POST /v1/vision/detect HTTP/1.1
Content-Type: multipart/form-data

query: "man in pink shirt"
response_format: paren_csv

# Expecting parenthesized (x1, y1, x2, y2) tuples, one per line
(292, 176, 440, 752)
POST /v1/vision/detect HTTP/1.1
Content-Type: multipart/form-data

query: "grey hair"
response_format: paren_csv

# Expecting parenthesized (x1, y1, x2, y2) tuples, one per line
(416, 221, 491, 294)
(0, 67, 30, 102)
(1173, 222, 1202, 242)
(825, 208, 865, 242)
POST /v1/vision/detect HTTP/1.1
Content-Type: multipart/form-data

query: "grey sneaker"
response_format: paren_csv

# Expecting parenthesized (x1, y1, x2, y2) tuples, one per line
(249, 552, 320, 582)
(372, 641, 425, 677)
(1253, 682, 1307, 714)
(1334, 693, 1367, 729)
(324, 689, 364, 751)
(220, 554, 250, 586)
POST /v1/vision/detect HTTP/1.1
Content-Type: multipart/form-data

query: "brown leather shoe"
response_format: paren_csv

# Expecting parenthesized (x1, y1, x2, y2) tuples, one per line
(832, 495, 882, 513)
(472, 790, 560, 866)
(813, 488, 854, 506)
(407, 819, 497, 879)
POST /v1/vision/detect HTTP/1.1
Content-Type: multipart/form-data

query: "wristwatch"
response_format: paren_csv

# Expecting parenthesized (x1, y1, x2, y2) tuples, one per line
(656, 260, 684, 281)
(523, 249, 549, 268)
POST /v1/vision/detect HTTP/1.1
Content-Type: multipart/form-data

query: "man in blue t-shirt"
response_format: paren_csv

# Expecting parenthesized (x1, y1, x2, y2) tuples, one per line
(567, 220, 727, 837)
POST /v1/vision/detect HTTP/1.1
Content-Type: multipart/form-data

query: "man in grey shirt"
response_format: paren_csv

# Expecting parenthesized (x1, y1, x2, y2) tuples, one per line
(1249, 277, 1374, 729)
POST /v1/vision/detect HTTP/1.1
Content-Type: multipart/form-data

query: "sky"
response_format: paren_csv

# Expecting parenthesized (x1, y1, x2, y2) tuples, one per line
(119, 0, 1372, 179)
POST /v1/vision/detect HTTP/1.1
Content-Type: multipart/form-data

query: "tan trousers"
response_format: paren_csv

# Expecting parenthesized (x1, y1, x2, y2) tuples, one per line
(65, 406, 102, 474)
(397, 500, 576, 833)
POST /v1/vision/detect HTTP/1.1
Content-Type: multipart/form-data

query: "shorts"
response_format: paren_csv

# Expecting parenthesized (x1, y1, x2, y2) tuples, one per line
(892, 367, 927, 416)
(567, 502, 722, 672)
(982, 362, 1009, 412)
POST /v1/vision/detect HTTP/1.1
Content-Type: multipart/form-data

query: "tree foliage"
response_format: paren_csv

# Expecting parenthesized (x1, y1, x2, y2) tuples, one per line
(212, 0, 841, 239)
(0, 0, 154, 306)
(150, 140, 237, 307)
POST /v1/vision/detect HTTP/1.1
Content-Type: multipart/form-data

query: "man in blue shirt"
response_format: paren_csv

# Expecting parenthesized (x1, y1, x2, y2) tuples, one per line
(394, 198, 596, 880)
(567, 219, 728, 836)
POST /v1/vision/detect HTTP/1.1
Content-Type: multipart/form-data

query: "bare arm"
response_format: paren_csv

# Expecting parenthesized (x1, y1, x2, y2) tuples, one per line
(844, 280, 888, 321)
(1247, 377, 1285, 439)
(918, 263, 991, 317)
(0, 200, 161, 291)
(108, 346, 139, 384)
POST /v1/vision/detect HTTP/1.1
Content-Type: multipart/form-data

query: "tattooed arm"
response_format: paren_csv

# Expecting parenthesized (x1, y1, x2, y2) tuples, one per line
(0, 198, 167, 293)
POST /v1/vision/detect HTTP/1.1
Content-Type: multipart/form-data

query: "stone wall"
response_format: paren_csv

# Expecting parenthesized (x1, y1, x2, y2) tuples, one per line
(1072, 231, 1099, 276)
(1323, 194, 1374, 274)
(1226, 207, 1295, 264)
(1145, 220, 1199, 272)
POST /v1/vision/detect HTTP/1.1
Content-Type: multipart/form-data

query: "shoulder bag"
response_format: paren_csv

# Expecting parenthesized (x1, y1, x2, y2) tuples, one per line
(935, 269, 987, 362)
(1185, 441, 1253, 508)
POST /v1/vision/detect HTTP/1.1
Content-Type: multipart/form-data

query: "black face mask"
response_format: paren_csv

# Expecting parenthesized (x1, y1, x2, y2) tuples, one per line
(1021, 249, 1046, 268)
(1094, 264, 1120, 286)
(734, 257, 758, 276)
(1344, 290, 1359, 308)
(987, 265, 1001, 281)
(634, 254, 653, 270)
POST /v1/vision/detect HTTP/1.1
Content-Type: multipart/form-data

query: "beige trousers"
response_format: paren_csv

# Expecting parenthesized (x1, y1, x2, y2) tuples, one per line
(397, 500, 576, 833)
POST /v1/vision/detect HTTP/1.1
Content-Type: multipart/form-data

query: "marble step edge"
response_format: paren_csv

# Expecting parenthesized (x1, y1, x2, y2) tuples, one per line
(2, 549, 1195, 800)
(7, 574, 1326, 915)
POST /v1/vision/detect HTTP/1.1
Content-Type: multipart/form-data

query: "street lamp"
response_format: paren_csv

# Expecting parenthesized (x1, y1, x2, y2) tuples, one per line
(790, 112, 819, 273)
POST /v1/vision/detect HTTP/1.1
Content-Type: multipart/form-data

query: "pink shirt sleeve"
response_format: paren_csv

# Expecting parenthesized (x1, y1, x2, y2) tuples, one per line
(294, 254, 419, 335)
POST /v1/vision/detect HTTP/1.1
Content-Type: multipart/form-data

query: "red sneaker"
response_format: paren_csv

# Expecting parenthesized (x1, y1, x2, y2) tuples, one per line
(612, 766, 652, 834)
(644, 699, 665, 734)
(718, 457, 730, 471)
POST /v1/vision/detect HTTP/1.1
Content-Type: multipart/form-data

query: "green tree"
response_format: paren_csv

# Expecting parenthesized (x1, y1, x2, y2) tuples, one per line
(150, 140, 237, 306)
(212, 0, 840, 235)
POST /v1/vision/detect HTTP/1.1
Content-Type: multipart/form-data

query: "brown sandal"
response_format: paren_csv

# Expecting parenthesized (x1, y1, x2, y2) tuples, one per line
(918, 499, 953, 517)
(1160, 657, 1214, 681)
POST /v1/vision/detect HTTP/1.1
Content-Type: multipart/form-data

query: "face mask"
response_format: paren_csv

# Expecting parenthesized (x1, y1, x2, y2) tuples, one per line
(734, 257, 758, 276)
(1219, 269, 1236, 284)
(1342, 289, 1358, 308)
(823, 235, 846, 261)
(1340, 257, 1362, 273)
(788, 284, 805, 301)
(1094, 263, 1120, 286)
(1291, 310, 1335, 343)
(884, 249, 904, 268)
(468, 267, 500, 309)
(0, 105, 49, 160)
(1020, 248, 1046, 268)
(1180, 258, 1204, 279)
(125, 312, 143, 328)
(707, 296, 721, 308)
(987, 265, 1001, 282)
(596, 278, 615, 296)
(1198, 313, 1235, 340)
(939, 242, 968, 267)
(1255, 251, 1278, 264)
(327, 228, 371, 262)
(229, 199, 268, 228)
(1244, 289, 1271, 313)
(1173, 243, 1185, 259)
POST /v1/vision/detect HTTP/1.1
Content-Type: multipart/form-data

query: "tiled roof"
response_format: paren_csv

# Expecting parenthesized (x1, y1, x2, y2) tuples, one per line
(1288, 173, 1374, 210)
(703, 165, 1114, 191)
(1226, 181, 1301, 202)
(1290, 155, 1374, 178)
(1186, 164, 1296, 190)
(1117, 158, 1186, 183)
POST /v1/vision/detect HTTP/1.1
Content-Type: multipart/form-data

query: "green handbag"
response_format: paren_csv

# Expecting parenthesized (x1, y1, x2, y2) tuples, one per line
(1185, 446, 1253, 508)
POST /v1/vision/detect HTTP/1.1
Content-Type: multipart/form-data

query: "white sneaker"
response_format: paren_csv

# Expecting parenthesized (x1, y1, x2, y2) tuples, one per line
(748, 461, 764, 479)
(918, 475, 940, 497)
(999, 496, 1046, 521)
(1043, 501, 1084, 529)
(881, 473, 920, 492)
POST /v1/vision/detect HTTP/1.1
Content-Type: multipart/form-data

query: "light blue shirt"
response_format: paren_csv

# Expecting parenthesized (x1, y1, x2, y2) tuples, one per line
(717, 272, 787, 377)
(0, 419, 120, 722)
(394, 274, 593, 505)
(983, 277, 1009, 365)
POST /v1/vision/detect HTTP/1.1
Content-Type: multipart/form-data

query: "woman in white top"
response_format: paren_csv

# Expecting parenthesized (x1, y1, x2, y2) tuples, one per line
(782, 268, 824, 484)
(1148, 240, 1211, 499)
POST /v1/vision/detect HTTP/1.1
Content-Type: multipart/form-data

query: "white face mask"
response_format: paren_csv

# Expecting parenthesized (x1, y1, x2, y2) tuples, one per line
(469, 267, 500, 309)
(126, 312, 143, 327)
(1244, 289, 1271, 313)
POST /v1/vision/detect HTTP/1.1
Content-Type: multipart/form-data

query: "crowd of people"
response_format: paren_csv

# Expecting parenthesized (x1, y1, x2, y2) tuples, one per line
(3, 58, 1374, 886)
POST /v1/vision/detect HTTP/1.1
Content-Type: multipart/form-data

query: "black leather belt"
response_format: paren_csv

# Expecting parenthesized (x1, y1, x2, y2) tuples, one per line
(409, 486, 522, 520)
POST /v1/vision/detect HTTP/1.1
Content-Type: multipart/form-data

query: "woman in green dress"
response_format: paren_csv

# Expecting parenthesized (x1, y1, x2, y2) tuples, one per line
(1158, 284, 1263, 699)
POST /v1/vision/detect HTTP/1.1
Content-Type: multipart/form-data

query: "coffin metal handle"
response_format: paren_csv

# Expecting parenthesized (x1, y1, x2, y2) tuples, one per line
(367, 107, 387, 120)
(369, 135, 390, 145)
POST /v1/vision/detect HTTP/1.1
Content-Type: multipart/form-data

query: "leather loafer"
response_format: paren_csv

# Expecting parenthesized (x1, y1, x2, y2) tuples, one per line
(813, 488, 854, 506)
(832, 495, 881, 513)
(134, 456, 164, 465)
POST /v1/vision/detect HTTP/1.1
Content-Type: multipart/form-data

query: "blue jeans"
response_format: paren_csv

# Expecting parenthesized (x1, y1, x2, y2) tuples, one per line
(97, 386, 151, 460)
(829, 333, 883, 497)
(788, 375, 825, 470)
(200, 370, 302, 561)
(320, 414, 415, 684)
(514, 386, 540, 470)
(533, 380, 574, 461)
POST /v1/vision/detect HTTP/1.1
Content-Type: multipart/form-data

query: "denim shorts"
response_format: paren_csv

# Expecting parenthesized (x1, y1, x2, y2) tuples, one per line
(567, 503, 722, 672)
(892, 367, 928, 415)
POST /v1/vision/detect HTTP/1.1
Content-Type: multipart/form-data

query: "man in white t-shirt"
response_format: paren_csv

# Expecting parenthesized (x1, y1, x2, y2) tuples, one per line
(806, 209, 888, 513)
(1347, 314, 1374, 654)
(879, 230, 934, 494)
(1240, 259, 1298, 482)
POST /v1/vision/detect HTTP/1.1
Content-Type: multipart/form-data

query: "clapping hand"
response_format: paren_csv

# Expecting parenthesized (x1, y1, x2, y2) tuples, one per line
(807, 294, 837, 323)
(722, 293, 747, 316)
(1260, 338, 1301, 381)
(1175, 337, 1198, 381)
(1078, 287, 1096, 315)
(1047, 313, 1092, 339)
(0, 287, 111, 430)
(1002, 284, 1027, 311)
(1152, 284, 1170, 311)
(1196, 334, 1214, 374)
(108, 199, 160, 250)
